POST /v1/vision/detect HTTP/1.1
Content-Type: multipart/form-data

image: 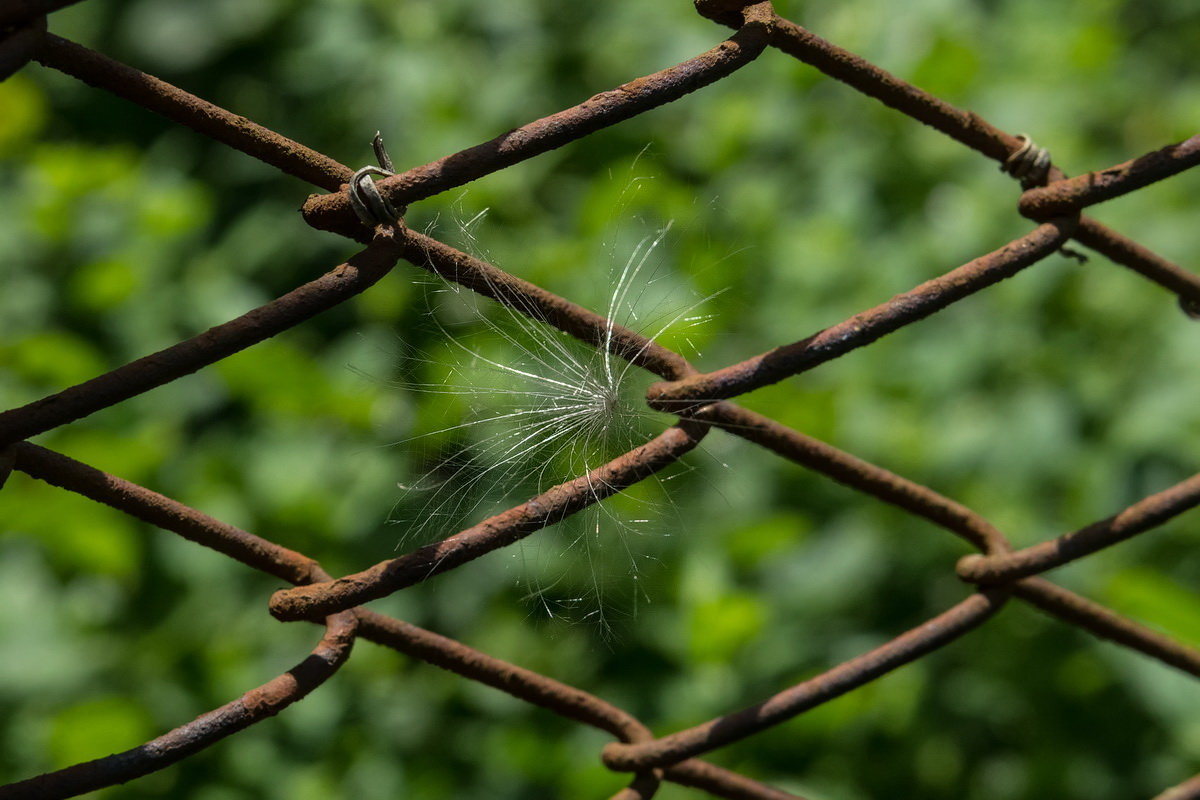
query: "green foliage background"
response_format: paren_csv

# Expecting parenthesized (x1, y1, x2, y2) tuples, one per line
(2, 1, 1200, 797)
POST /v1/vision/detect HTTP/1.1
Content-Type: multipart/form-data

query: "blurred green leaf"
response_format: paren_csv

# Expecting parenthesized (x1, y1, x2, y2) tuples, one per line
(688, 592, 768, 664)
(49, 696, 154, 770)
(1104, 567, 1200, 648)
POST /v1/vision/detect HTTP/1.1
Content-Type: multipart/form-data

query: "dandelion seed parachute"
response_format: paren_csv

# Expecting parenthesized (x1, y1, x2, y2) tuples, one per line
(384, 210, 719, 629)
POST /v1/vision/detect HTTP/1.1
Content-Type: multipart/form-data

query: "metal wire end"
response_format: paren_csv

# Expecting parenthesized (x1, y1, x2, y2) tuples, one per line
(348, 132, 402, 228)
(1179, 294, 1200, 321)
(1001, 133, 1052, 188)
(1059, 246, 1089, 265)
(372, 130, 395, 173)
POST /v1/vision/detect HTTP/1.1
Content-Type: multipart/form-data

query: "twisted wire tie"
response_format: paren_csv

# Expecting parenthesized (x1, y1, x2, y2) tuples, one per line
(1002, 134, 1089, 265)
(1001, 133, 1052, 189)
(348, 131, 403, 228)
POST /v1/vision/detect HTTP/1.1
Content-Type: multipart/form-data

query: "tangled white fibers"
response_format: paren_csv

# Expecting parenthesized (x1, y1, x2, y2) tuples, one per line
(384, 191, 724, 632)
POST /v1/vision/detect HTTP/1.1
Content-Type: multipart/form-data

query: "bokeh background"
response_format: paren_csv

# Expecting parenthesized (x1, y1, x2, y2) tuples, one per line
(2, 1, 1200, 797)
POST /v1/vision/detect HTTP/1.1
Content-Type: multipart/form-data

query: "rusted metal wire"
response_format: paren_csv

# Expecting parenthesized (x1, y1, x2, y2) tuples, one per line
(0, 610, 357, 800)
(4, 0, 1200, 796)
(959, 472, 1200, 585)
(1019, 135, 1200, 220)
(601, 591, 1007, 772)
(268, 419, 709, 621)
(693, 402, 1010, 554)
(300, 3, 775, 240)
(1012, 578, 1200, 679)
(645, 219, 1076, 411)
(701, 5, 1200, 309)
(0, 236, 402, 447)
(34, 34, 354, 191)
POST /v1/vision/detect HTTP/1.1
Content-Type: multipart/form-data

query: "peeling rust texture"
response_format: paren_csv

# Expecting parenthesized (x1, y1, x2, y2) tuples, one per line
(696, 403, 1010, 554)
(1074, 218, 1200, 306)
(13, 443, 325, 585)
(5, 1, 1200, 798)
(1013, 578, 1200, 679)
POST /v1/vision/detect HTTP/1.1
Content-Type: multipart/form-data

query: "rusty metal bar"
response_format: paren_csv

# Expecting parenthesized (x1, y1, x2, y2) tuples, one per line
(0, 610, 356, 799)
(694, 402, 1010, 554)
(1073, 220, 1200, 313)
(35, 34, 353, 191)
(1012, 578, 1200, 678)
(356, 610, 650, 742)
(299, 4, 774, 239)
(602, 590, 1006, 771)
(755, 12, 1020, 161)
(356, 610, 805, 799)
(0, 235, 401, 446)
(647, 220, 1075, 411)
(609, 772, 662, 800)
(708, 8, 1200, 308)
(11, 442, 324, 585)
(392, 225, 696, 381)
(958, 471, 1200, 585)
(269, 419, 708, 621)
(1019, 135, 1200, 220)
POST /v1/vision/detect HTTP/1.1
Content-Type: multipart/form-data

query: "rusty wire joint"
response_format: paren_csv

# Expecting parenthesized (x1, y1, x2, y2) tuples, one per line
(347, 131, 405, 228)
(996, 134, 1089, 264)
(1000, 133, 1052, 188)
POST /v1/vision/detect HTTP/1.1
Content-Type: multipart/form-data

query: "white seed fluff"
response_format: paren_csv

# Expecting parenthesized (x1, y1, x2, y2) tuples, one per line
(388, 205, 717, 630)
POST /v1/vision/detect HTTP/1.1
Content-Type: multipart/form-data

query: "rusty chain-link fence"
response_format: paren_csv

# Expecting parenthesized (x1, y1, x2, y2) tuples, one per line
(3, 1, 1200, 797)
